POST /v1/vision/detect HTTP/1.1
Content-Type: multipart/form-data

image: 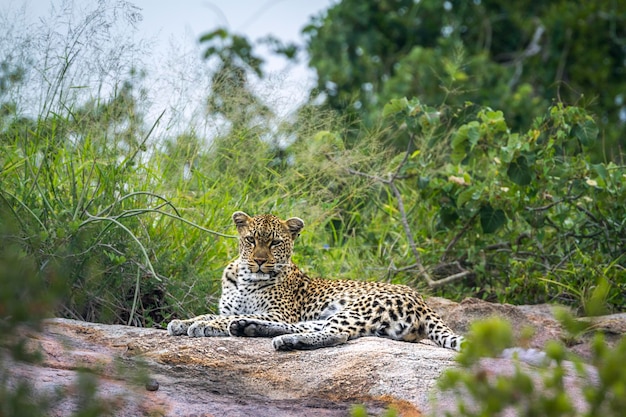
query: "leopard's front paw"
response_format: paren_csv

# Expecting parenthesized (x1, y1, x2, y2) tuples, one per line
(272, 334, 300, 351)
(167, 319, 189, 336)
(187, 321, 209, 337)
(229, 318, 264, 337)
(187, 321, 228, 337)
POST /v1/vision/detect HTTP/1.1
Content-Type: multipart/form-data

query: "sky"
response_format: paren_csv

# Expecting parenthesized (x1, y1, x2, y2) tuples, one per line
(133, 0, 330, 48)
(10, 0, 336, 128)
(133, 1, 337, 119)
(131, 0, 334, 81)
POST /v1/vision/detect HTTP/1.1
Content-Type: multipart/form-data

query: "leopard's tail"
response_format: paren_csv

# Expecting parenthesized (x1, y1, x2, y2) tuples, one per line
(425, 312, 464, 351)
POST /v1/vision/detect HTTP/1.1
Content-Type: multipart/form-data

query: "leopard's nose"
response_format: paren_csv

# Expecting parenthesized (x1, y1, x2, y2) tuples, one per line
(254, 258, 266, 266)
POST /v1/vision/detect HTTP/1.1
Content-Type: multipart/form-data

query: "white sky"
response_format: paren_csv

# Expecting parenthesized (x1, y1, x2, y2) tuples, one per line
(132, 1, 337, 122)
(21, 0, 334, 86)
(9, 0, 336, 132)
(133, 1, 331, 47)
(132, 0, 334, 78)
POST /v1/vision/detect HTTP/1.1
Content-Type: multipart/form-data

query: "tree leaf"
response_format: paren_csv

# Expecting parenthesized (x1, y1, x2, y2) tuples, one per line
(507, 156, 532, 186)
(479, 205, 506, 233)
(457, 187, 475, 207)
(571, 120, 599, 147)
(199, 28, 228, 43)
(382, 98, 409, 118)
(467, 124, 480, 146)
(439, 206, 459, 228)
(592, 163, 608, 180)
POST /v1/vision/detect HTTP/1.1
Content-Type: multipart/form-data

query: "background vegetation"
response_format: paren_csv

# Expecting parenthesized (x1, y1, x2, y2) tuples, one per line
(2, 0, 623, 326)
(0, 0, 626, 326)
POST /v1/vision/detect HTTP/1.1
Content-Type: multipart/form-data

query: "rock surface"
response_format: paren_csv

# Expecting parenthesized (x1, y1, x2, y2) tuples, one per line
(7, 298, 625, 417)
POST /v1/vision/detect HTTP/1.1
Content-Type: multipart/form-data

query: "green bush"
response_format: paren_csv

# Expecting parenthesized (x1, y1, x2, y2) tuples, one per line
(324, 97, 626, 311)
(0, 208, 119, 417)
(439, 318, 626, 416)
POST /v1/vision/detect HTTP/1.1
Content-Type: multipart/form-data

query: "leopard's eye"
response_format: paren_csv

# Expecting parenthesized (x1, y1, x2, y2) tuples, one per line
(245, 236, 255, 245)
(270, 239, 282, 247)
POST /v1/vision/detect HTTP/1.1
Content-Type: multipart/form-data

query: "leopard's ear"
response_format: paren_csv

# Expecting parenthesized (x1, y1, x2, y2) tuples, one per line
(285, 217, 305, 240)
(232, 211, 251, 232)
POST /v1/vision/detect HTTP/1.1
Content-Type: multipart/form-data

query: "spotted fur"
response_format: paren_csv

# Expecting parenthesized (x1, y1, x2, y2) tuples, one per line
(168, 211, 464, 351)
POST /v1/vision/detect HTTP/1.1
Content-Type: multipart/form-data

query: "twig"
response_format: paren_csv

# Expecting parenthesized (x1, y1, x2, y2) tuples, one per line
(117, 207, 238, 239)
(128, 266, 141, 326)
(508, 22, 545, 89)
(427, 270, 473, 288)
(553, 248, 578, 271)
(441, 212, 479, 262)
(573, 203, 601, 225)
(391, 262, 420, 273)
(123, 109, 165, 168)
(345, 167, 384, 183)
(62, 305, 84, 321)
(336, 148, 470, 287)
(389, 134, 415, 182)
(525, 192, 584, 212)
(484, 241, 512, 251)
(95, 191, 182, 218)
(387, 180, 434, 284)
(81, 212, 162, 282)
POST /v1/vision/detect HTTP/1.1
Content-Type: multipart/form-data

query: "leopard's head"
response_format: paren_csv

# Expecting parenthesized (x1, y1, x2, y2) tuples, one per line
(232, 211, 304, 277)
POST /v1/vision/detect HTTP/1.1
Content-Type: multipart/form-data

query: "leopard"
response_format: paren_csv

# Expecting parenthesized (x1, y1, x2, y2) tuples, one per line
(167, 211, 464, 351)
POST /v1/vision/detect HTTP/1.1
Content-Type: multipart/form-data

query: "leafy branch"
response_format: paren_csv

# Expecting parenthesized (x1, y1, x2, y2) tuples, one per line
(333, 136, 472, 288)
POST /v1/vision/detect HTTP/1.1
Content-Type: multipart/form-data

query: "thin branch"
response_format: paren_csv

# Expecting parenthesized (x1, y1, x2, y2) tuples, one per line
(573, 203, 601, 225)
(345, 166, 385, 183)
(553, 248, 578, 271)
(128, 266, 141, 326)
(81, 212, 162, 282)
(94, 191, 182, 218)
(391, 262, 420, 273)
(117, 207, 238, 239)
(427, 270, 473, 288)
(389, 133, 415, 182)
(387, 180, 433, 284)
(525, 192, 584, 212)
(534, 238, 551, 270)
(484, 241, 512, 251)
(123, 109, 166, 168)
(564, 230, 604, 240)
(508, 21, 545, 89)
(441, 212, 479, 262)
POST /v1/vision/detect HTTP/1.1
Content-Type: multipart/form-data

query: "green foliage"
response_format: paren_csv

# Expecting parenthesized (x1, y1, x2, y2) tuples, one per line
(439, 318, 626, 417)
(304, 0, 626, 160)
(362, 97, 625, 310)
(0, 207, 120, 416)
(200, 28, 273, 130)
(454, 318, 515, 367)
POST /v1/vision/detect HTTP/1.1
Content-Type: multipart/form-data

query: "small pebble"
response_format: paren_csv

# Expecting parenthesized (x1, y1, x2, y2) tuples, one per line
(145, 379, 159, 391)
